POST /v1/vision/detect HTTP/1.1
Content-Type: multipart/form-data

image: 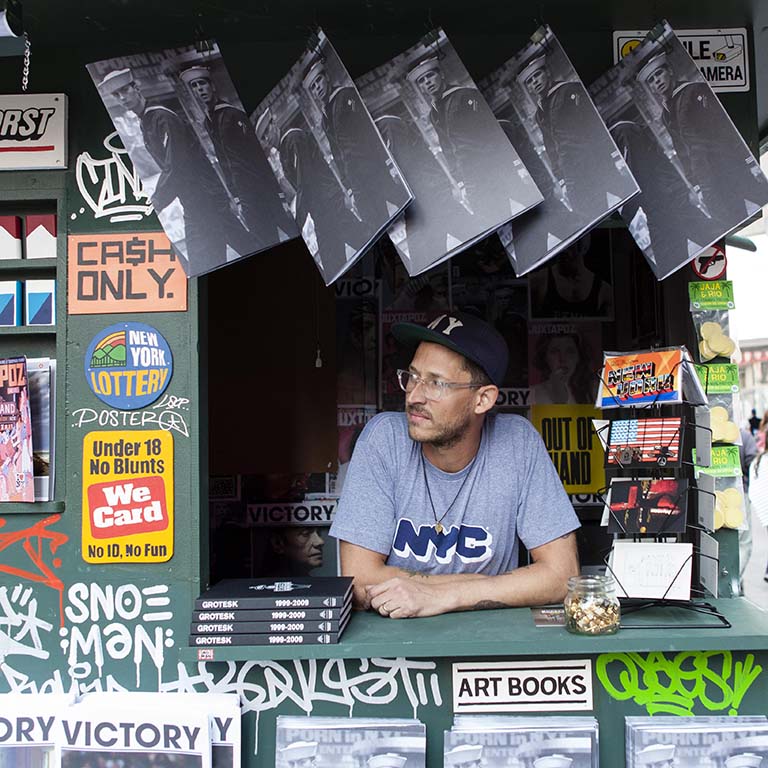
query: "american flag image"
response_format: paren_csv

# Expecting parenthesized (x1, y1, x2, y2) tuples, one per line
(607, 417, 681, 466)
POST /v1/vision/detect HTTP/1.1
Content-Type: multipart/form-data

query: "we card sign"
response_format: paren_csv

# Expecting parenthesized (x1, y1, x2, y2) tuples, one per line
(0, 93, 67, 169)
(82, 430, 174, 563)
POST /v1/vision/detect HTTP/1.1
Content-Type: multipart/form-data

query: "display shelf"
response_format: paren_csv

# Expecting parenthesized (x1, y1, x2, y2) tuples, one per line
(178, 597, 768, 662)
(0, 258, 57, 272)
(0, 500, 65, 514)
(0, 326, 56, 335)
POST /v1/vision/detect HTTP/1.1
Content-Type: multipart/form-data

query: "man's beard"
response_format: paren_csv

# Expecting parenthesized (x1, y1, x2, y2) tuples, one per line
(407, 405, 473, 449)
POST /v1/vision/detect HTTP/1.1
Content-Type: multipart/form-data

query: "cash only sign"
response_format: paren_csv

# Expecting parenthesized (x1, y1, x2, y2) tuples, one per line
(82, 430, 174, 563)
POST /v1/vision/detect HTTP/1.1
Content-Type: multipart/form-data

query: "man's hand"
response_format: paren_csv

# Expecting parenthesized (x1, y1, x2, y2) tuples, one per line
(366, 578, 454, 619)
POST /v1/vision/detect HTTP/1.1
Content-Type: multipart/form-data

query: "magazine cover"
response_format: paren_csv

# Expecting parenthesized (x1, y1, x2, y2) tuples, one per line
(0, 356, 34, 501)
(446, 716, 599, 768)
(27, 356, 54, 501)
(530, 404, 606, 495)
(528, 322, 602, 405)
(76, 693, 240, 768)
(276, 716, 426, 768)
(249, 522, 338, 579)
(0, 693, 74, 768)
(58, 701, 211, 768)
(254, 29, 413, 285)
(87, 43, 297, 278)
(626, 716, 768, 767)
(480, 25, 638, 277)
(590, 21, 768, 280)
(606, 477, 689, 534)
(356, 29, 542, 276)
(527, 230, 614, 321)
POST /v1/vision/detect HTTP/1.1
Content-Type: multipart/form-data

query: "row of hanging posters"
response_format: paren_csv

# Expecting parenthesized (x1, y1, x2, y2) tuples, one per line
(87, 21, 768, 283)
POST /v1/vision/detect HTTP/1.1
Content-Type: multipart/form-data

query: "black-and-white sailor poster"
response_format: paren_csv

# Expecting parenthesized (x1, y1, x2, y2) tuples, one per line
(253, 29, 413, 285)
(87, 43, 297, 279)
(480, 25, 639, 277)
(590, 20, 768, 280)
(275, 716, 426, 768)
(356, 29, 542, 277)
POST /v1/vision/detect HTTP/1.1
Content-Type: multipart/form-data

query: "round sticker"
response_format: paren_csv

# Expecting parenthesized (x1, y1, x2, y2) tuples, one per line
(85, 322, 173, 410)
(691, 244, 727, 280)
(620, 39, 642, 58)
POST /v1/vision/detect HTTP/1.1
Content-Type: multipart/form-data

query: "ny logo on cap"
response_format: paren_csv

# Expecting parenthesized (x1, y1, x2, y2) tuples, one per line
(428, 314, 463, 336)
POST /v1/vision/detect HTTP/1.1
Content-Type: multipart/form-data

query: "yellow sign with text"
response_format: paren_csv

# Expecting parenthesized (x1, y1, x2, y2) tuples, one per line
(531, 405, 605, 495)
(82, 430, 174, 563)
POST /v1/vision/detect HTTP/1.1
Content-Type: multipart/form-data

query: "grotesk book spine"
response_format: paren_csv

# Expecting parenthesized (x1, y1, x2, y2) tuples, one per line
(189, 632, 341, 646)
(191, 616, 349, 634)
(195, 595, 349, 610)
(191, 607, 346, 622)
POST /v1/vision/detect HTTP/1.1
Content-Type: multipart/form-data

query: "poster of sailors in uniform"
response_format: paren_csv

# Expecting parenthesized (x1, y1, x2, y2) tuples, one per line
(590, 21, 768, 280)
(356, 29, 542, 277)
(626, 716, 768, 767)
(87, 43, 297, 279)
(254, 29, 413, 285)
(480, 25, 639, 278)
(275, 716, 426, 768)
(445, 717, 599, 768)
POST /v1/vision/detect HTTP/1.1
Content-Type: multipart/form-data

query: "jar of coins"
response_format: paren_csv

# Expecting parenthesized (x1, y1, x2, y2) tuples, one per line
(564, 575, 620, 635)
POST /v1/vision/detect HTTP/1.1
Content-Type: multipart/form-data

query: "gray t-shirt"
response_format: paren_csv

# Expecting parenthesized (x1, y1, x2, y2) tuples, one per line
(330, 412, 580, 575)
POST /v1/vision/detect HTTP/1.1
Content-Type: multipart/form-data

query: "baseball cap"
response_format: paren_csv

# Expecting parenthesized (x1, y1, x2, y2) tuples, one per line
(392, 311, 509, 387)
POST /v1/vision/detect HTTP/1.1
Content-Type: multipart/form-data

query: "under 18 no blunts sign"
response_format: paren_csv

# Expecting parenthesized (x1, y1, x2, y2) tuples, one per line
(614, 28, 749, 93)
(82, 430, 174, 564)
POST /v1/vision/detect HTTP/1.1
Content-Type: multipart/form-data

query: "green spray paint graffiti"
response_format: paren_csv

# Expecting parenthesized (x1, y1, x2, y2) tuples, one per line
(596, 651, 762, 716)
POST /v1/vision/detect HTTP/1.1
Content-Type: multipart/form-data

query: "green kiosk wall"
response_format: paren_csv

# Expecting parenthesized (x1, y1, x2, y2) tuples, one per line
(0, 2, 766, 767)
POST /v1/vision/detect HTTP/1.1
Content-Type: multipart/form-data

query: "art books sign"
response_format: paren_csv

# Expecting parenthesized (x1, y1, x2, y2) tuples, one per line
(453, 659, 593, 712)
(0, 93, 67, 169)
(613, 28, 749, 92)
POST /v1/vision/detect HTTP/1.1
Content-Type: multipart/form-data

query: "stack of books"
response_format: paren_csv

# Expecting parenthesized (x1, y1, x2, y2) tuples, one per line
(189, 576, 353, 647)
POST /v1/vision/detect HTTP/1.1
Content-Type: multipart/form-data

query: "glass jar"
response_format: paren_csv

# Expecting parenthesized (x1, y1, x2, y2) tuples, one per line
(564, 575, 621, 635)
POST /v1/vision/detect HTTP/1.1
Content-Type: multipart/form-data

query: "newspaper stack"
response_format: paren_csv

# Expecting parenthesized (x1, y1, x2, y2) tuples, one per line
(626, 716, 768, 767)
(445, 715, 599, 768)
(275, 716, 426, 768)
(189, 576, 353, 646)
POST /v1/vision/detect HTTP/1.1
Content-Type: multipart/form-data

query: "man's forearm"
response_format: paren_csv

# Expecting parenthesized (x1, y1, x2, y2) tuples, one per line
(442, 560, 576, 613)
(347, 561, 486, 608)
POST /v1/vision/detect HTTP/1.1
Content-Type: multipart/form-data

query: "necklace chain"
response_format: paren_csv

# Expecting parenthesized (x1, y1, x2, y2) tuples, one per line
(421, 450, 474, 533)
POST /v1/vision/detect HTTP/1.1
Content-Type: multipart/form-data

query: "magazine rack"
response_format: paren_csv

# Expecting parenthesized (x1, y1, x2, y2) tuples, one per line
(594, 348, 729, 612)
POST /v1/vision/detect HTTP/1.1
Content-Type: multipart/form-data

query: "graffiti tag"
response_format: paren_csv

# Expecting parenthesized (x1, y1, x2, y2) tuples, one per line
(0, 585, 53, 662)
(0, 515, 68, 624)
(62, 582, 174, 689)
(71, 393, 191, 438)
(74, 131, 153, 224)
(596, 650, 763, 715)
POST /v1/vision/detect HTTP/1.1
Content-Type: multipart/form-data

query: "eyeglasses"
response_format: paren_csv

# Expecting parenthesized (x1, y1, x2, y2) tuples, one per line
(396, 369, 483, 401)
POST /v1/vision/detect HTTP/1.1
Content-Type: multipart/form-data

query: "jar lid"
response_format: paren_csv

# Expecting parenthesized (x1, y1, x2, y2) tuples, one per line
(567, 574, 616, 590)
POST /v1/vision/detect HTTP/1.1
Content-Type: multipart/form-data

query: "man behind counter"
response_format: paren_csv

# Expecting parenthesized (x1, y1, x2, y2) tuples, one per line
(329, 312, 580, 618)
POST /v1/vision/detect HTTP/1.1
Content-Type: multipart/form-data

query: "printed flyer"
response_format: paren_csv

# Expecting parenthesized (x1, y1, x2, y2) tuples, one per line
(81, 430, 174, 563)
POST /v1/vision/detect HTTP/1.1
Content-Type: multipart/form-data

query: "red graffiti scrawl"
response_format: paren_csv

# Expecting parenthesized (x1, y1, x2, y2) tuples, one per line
(0, 514, 68, 625)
